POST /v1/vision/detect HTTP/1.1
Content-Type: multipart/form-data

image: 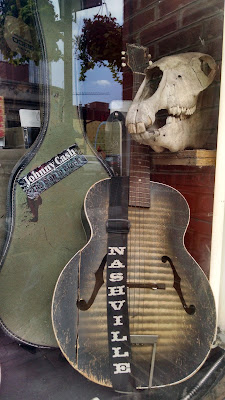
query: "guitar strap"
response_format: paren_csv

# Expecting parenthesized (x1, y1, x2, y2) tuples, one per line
(106, 176, 135, 392)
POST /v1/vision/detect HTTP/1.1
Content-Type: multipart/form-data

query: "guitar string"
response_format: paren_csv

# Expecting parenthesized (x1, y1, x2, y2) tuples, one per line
(131, 72, 137, 332)
(142, 145, 149, 334)
(138, 72, 147, 335)
(133, 140, 137, 332)
(131, 139, 154, 363)
(139, 144, 143, 332)
(134, 140, 138, 333)
(141, 145, 144, 333)
(130, 139, 136, 331)
(136, 85, 140, 334)
(137, 148, 149, 332)
(143, 146, 147, 333)
(140, 145, 143, 334)
(134, 149, 139, 332)
(137, 74, 142, 334)
(128, 138, 132, 328)
(134, 73, 146, 335)
(129, 69, 152, 342)
(134, 140, 137, 333)
(139, 142, 142, 332)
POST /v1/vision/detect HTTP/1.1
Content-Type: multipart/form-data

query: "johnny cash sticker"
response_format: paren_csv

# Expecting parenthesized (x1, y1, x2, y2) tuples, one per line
(18, 144, 88, 199)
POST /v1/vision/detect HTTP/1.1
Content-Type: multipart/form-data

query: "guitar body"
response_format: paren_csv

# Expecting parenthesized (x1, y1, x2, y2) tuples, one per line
(0, 0, 109, 347)
(52, 178, 216, 389)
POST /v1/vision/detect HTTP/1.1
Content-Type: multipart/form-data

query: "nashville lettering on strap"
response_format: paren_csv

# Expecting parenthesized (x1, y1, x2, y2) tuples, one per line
(107, 246, 131, 376)
(106, 177, 135, 392)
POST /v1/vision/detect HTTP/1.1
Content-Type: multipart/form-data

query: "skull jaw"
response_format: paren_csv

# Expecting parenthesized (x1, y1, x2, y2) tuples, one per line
(126, 95, 198, 145)
(132, 111, 208, 153)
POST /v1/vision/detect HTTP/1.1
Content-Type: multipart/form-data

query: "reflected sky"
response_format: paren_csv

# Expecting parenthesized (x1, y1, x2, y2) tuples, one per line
(74, 0, 123, 106)
(50, 0, 123, 106)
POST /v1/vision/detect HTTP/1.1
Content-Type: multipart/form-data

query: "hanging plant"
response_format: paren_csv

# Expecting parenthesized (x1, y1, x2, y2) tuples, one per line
(76, 13, 123, 84)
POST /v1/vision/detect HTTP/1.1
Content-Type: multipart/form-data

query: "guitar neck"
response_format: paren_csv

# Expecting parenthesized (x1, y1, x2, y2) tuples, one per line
(129, 140, 150, 207)
(132, 71, 145, 99)
(129, 67, 150, 208)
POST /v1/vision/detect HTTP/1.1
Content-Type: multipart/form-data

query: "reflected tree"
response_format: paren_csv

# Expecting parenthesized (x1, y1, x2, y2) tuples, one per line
(0, 0, 63, 65)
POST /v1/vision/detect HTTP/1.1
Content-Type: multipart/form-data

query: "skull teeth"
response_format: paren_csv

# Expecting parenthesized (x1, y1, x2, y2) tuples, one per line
(169, 105, 196, 116)
(166, 116, 177, 124)
(127, 123, 136, 134)
(167, 116, 173, 124)
(128, 103, 197, 140)
(137, 122, 146, 134)
(170, 106, 179, 116)
(166, 114, 187, 124)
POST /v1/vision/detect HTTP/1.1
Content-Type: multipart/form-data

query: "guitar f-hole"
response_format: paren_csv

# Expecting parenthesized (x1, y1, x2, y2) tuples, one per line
(162, 256, 196, 315)
(77, 255, 107, 311)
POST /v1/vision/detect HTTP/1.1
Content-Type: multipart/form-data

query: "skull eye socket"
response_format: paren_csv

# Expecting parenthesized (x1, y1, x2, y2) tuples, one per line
(200, 58, 212, 77)
(145, 67, 163, 97)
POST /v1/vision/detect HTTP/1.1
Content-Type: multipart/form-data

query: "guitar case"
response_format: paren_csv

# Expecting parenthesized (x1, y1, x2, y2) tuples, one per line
(0, 0, 110, 348)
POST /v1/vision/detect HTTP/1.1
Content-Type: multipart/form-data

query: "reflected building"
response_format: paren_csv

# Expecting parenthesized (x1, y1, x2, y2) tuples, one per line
(0, 54, 40, 148)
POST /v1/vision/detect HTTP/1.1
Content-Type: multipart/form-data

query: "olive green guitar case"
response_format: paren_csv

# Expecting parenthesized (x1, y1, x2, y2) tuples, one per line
(0, 0, 110, 347)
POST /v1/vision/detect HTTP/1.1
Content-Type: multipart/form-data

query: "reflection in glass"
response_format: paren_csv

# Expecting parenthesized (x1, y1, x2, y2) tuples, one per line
(0, 0, 42, 149)
(73, 0, 124, 174)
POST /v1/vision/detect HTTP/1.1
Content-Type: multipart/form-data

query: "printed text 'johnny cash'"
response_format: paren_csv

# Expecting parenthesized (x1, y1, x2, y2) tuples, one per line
(18, 144, 88, 199)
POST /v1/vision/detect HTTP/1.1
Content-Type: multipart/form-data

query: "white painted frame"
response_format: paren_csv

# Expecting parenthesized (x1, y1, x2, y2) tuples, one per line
(210, 14, 225, 343)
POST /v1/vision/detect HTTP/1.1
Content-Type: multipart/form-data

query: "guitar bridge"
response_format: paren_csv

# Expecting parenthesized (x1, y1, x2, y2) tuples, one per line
(127, 282, 165, 290)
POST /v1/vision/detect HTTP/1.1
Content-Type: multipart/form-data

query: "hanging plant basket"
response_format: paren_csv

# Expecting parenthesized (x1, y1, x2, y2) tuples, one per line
(76, 13, 123, 84)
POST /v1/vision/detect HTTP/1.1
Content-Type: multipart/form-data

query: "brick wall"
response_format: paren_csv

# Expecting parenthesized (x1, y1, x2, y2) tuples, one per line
(151, 165, 215, 276)
(0, 61, 29, 82)
(124, 0, 223, 59)
(123, 0, 224, 276)
(123, 0, 223, 146)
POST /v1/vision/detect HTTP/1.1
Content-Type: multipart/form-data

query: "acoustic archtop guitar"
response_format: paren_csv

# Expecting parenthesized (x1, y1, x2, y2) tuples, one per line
(52, 44, 216, 391)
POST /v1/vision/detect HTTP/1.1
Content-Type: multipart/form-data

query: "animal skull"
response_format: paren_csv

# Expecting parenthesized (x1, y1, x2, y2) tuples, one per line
(126, 52, 217, 152)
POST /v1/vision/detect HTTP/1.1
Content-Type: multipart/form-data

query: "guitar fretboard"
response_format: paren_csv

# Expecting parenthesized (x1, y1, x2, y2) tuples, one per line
(129, 69, 150, 208)
(129, 140, 150, 207)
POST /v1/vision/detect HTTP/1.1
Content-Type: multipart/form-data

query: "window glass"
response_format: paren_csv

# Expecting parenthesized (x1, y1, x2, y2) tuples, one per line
(0, 0, 224, 396)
